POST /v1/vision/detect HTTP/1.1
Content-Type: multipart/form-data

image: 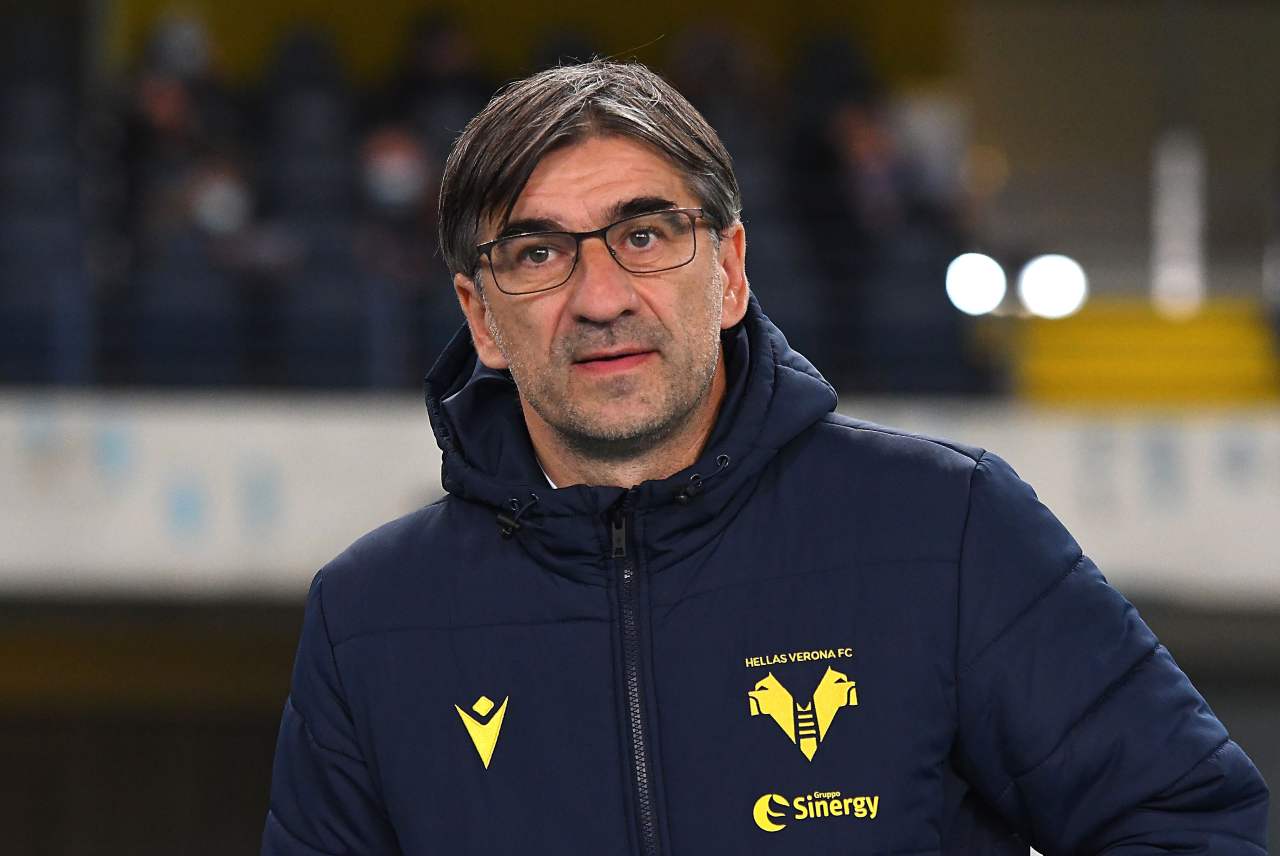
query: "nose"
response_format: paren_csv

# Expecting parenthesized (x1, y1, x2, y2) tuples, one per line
(565, 234, 640, 324)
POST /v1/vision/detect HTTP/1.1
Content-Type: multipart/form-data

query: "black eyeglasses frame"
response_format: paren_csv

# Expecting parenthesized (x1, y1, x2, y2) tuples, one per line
(473, 207, 707, 295)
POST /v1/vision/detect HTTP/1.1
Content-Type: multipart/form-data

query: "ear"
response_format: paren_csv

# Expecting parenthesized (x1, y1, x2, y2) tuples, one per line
(454, 272, 510, 370)
(717, 221, 750, 329)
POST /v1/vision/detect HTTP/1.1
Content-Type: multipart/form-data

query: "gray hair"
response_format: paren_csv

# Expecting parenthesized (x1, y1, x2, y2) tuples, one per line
(438, 59, 742, 278)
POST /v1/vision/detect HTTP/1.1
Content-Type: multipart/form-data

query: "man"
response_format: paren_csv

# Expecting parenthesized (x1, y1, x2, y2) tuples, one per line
(263, 61, 1268, 854)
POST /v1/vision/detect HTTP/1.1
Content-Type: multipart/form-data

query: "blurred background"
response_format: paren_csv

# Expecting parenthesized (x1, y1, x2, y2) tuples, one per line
(0, 0, 1276, 851)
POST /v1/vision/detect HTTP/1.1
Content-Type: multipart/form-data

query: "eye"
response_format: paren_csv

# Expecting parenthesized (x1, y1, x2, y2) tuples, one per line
(627, 229, 655, 249)
(618, 211, 687, 250)
(514, 243, 560, 266)
(625, 221, 671, 250)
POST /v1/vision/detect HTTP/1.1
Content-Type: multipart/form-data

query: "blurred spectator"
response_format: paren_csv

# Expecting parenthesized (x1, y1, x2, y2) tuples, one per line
(785, 35, 890, 382)
(98, 13, 250, 387)
(667, 27, 824, 366)
(364, 16, 495, 380)
(666, 25, 771, 159)
(251, 27, 364, 387)
(786, 35, 984, 393)
(360, 127, 432, 220)
(259, 26, 354, 223)
(122, 13, 243, 234)
(355, 126, 456, 382)
(374, 13, 493, 163)
(129, 157, 256, 386)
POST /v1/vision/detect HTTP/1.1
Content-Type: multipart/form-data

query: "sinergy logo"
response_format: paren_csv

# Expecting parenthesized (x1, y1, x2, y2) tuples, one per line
(752, 791, 880, 832)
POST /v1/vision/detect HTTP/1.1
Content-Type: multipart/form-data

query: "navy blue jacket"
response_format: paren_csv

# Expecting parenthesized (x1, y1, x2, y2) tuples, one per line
(264, 298, 1268, 854)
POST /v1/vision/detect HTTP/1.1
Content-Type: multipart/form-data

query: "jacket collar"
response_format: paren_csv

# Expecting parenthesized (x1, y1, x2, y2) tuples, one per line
(423, 295, 837, 582)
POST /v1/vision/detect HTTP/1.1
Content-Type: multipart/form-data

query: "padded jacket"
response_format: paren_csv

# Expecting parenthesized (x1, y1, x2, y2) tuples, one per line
(263, 297, 1268, 855)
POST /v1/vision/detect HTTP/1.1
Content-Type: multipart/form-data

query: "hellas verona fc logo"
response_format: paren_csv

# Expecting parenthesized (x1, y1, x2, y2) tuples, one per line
(748, 666, 857, 761)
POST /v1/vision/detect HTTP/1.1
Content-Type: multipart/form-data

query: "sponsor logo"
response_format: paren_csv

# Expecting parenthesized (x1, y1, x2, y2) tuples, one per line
(748, 666, 857, 761)
(752, 794, 791, 832)
(752, 791, 881, 832)
(455, 694, 508, 769)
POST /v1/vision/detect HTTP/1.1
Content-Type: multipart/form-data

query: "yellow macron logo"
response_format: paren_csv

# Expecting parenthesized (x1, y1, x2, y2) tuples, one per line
(455, 694, 509, 769)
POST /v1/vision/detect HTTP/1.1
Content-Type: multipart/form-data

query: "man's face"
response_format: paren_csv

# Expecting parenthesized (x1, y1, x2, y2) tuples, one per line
(454, 135, 748, 459)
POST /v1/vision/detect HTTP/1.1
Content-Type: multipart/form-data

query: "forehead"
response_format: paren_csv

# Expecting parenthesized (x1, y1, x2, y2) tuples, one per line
(506, 135, 695, 227)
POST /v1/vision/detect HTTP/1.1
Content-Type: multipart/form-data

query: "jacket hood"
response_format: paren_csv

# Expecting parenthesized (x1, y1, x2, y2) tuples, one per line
(423, 295, 837, 580)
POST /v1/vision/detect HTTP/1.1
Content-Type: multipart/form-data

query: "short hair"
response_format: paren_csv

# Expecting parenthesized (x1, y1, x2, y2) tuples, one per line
(438, 59, 742, 279)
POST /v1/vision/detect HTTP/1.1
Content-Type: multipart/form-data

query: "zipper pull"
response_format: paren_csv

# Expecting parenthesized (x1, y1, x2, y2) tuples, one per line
(611, 512, 627, 559)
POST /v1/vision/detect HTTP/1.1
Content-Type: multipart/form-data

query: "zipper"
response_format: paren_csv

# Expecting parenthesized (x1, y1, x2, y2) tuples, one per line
(612, 506, 659, 856)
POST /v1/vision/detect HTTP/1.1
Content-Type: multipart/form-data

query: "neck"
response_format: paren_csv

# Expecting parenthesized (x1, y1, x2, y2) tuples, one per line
(525, 355, 727, 489)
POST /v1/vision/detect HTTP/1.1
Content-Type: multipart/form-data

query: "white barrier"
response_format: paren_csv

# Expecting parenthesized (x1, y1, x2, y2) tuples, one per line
(0, 393, 440, 597)
(1, 393, 1277, 605)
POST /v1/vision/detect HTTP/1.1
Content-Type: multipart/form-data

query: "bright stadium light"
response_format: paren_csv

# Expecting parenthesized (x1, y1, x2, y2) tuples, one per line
(1018, 254, 1088, 319)
(945, 253, 1007, 315)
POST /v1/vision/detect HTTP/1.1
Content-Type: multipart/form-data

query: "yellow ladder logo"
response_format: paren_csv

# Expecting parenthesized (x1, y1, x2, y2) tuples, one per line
(748, 667, 857, 761)
(455, 694, 509, 769)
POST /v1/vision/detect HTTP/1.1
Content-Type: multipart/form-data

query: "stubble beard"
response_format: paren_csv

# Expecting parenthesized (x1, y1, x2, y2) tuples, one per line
(485, 269, 725, 463)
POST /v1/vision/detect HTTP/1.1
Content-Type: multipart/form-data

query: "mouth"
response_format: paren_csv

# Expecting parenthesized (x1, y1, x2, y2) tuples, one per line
(572, 348, 656, 374)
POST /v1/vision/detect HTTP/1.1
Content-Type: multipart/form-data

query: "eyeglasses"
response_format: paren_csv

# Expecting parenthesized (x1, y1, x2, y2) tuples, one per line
(475, 207, 706, 295)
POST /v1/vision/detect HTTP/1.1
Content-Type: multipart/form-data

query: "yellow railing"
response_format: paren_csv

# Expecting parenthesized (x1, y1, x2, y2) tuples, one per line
(1015, 298, 1280, 405)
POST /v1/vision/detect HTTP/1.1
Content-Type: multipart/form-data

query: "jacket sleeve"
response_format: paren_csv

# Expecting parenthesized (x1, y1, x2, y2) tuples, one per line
(263, 570, 402, 856)
(953, 451, 1269, 854)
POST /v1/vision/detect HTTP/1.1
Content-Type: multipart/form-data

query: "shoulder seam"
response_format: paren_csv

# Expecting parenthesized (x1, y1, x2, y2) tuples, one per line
(952, 450, 984, 725)
(818, 415, 984, 463)
(314, 575, 356, 721)
(957, 448, 1082, 677)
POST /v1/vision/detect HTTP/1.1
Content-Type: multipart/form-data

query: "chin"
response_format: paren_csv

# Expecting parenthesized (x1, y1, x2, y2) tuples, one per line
(582, 412, 668, 442)
(556, 410, 684, 461)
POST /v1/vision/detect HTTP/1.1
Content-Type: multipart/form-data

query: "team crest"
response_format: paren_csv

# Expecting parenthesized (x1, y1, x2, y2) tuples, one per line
(748, 667, 857, 761)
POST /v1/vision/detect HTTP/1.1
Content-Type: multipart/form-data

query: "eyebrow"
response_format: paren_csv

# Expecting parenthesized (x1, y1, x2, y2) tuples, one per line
(607, 196, 678, 222)
(496, 196, 679, 240)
